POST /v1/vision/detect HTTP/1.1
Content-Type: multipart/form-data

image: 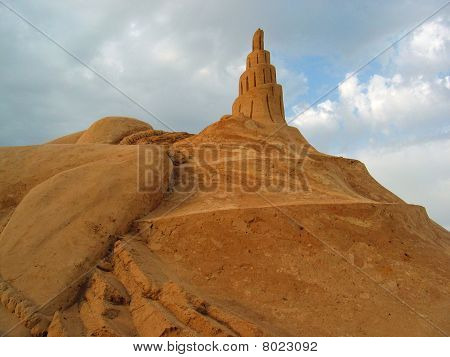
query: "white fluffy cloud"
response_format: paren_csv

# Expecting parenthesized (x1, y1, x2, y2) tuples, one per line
(293, 18, 450, 153)
(293, 70, 449, 152)
(393, 17, 450, 75)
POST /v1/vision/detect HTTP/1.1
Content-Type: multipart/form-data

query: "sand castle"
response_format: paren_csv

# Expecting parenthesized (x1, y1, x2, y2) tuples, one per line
(232, 29, 285, 124)
(0, 29, 449, 337)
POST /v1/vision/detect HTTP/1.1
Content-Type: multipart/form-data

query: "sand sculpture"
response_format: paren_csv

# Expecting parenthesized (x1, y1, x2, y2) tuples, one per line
(0, 29, 449, 337)
(232, 29, 285, 124)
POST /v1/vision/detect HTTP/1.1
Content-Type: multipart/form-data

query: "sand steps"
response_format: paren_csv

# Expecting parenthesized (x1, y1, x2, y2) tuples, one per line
(0, 276, 51, 336)
(46, 235, 265, 337)
(48, 269, 137, 337)
(47, 305, 85, 337)
(44, 235, 264, 336)
(78, 270, 137, 337)
(111, 238, 263, 336)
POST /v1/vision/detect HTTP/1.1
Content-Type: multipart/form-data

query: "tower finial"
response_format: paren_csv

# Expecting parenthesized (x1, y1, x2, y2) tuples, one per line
(252, 28, 264, 51)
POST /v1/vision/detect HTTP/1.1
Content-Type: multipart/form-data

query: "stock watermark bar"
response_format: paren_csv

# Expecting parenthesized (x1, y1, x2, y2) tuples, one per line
(1, 337, 449, 356)
(132, 339, 317, 353)
(138, 142, 312, 194)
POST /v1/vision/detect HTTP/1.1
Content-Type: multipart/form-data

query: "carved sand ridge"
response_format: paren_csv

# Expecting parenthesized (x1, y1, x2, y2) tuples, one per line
(119, 130, 193, 145)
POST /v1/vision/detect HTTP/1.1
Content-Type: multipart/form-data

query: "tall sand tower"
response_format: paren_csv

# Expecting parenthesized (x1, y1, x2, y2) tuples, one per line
(232, 29, 286, 125)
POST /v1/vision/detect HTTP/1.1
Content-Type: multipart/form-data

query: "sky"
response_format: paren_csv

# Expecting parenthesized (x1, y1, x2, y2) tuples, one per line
(0, 0, 449, 228)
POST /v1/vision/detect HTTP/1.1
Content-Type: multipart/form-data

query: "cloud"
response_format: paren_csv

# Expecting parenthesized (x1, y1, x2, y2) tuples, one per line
(393, 17, 450, 75)
(1, 0, 447, 145)
(292, 18, 450, 153)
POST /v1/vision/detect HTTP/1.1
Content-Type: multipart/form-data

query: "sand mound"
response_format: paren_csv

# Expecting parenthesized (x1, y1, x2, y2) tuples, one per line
(1, 118, 449, 336)
(76, 116, 152, 144)
(0, 144, 171, 335)
(181, 114, 308, 146)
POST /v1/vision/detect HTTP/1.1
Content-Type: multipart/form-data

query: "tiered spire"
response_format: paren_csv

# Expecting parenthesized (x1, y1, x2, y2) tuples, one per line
(232, 29, 286, 124)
